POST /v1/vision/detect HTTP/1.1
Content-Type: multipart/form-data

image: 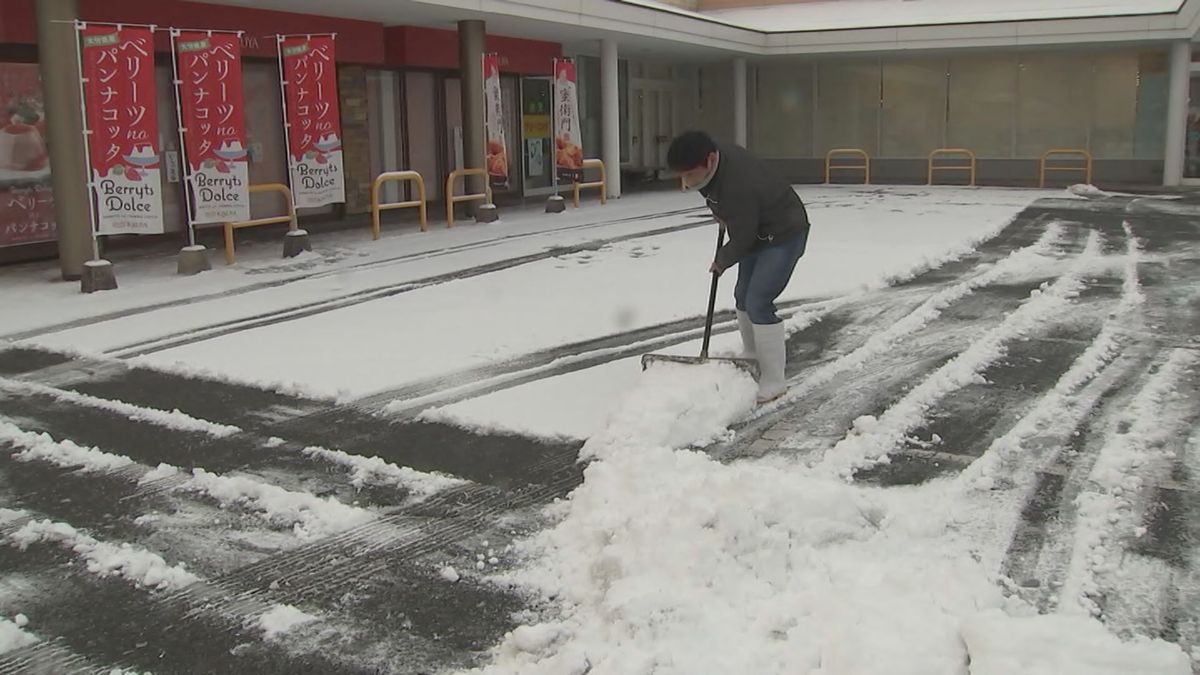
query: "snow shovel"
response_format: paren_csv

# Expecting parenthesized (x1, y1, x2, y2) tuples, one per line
(641, 226, 761, 379)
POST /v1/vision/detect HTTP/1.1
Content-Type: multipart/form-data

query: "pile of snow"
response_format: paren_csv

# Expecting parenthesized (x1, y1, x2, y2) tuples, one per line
(6, 517, 200, 591)
(467, 351, 1191, 674)
(175, 467, 375, 541)
(254, 604, 318, 640)
(301, 445, 467, 499)
(963, 610, 1190, 675)
(0, 422, 136, 473)
(581, 360, 757, 458)
(0, 615, 38, 655)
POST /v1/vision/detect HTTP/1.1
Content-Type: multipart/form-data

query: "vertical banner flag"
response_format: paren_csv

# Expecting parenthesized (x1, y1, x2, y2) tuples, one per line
(553, 58, 583, 184)
(279, 35, 344, 208)
(483, 54, 509, 188)
(80, 25, 164, 234)
(175, 31, 250, 224)
(0, 63, 55, 247)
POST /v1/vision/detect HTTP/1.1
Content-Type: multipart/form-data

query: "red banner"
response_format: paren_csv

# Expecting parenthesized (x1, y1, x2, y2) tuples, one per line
(483, 54, 509, 188)
(553, 59, 583, 184)
(81, 25, 164, 235)
(280, 35, 344, 209)
(0, 62, 55, 248)
(175, 31, 250, 224)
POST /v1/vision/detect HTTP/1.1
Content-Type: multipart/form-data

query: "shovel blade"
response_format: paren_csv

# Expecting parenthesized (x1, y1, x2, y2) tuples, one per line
(640, 353, 760, 380)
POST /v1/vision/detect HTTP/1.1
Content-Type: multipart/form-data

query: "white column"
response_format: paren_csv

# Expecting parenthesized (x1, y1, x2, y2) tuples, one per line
(1164, 40, 1190, 186)
(733, 57, 747, 147)
(601, 38, 622, 199)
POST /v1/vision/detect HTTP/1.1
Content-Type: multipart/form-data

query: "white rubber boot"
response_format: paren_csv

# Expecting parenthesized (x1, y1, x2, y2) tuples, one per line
(736, 310, 756, 359)
(752, 321, 787, 404)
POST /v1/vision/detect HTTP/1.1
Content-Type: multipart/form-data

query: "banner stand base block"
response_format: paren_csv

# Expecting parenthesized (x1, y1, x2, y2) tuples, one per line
(178, 245, 212, 276)
(545, 195, 566, 214)
(476, 203, 500, 223)
(81, 259, 118, 294)
(283, 229, 312, 258)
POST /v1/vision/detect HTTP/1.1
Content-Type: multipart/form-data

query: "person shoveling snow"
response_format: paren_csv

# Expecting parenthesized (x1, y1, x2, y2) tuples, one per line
(647, 130, 810, 405)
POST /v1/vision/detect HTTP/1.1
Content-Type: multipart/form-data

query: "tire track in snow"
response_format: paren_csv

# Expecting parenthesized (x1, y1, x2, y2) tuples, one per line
(0, 422, 390, 553)
(938, 220, 1153, 582)
(1057, 349, 1199, 616)
(2, 205, 707, 344)
(101, 219, 717, 360)
(814, 229, 1105, 480)
(859, 215, 1133, 485)
(0, 381, 477, 507)
(0, 434, 531, 672)
(715, 218, 1083, 460)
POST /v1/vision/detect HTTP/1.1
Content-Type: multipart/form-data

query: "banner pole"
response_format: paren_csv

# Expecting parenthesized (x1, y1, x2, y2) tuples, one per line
(275, 35, 297, 210)
(168, 29, 197, 247)
(551, 58, 559, 198)
(73, 21, 101, 261)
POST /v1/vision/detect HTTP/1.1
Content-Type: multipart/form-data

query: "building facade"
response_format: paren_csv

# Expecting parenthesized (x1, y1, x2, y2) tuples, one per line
(2, 0, 1199, 271)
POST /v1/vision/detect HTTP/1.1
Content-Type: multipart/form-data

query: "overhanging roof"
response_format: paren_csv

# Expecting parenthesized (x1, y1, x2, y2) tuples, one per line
(195, 0, 1200, 59)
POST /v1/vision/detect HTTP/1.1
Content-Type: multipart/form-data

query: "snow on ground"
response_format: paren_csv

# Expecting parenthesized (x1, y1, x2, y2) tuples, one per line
(11, 184, 1180, 673)
(1058, 349, 1199, 617)
(816, 229, 1102, 479)
(6, 186, 1047, 412)
(148, 465, 376, 541)
(0, 615, 38, 655)
(465, 360, 1191, 675)
(5, 513, 201, 591)
(0, 420, 137, 473)
(254, 604, 319, 640)
(0, 377, 240, 438)
(300, 445, 468, 499)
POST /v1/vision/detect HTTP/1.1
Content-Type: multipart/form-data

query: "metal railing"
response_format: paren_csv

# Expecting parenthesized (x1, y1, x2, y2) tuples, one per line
(1040, 149, 1093, 187)
(223, 183, 297, 265)
(928, 148, 977, 186)
(572, 159, 608, 208)
(371, 171, 427, 239)
(445, 168, 493, 228)
(825, 148, 870, 184)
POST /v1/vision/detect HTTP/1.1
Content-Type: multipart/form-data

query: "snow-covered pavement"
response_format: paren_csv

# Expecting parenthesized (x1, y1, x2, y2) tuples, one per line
(0, 185, 1197, 674)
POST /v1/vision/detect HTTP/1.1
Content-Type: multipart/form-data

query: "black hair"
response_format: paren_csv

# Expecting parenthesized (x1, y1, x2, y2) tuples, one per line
(667, 130, 717, 171)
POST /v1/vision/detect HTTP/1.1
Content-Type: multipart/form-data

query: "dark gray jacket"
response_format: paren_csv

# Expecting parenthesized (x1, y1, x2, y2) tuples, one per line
(700, 143, 810, 271)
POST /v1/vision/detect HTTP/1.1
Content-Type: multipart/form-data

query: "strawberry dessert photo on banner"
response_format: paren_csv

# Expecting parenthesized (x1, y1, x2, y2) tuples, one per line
(483, 54, 509, 189)
(0, 63, 55, 247)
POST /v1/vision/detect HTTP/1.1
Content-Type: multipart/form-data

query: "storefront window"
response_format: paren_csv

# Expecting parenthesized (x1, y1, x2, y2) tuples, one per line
(815, 61, 880, 156)
(1089, 52, 1139, 159)
(751, 63, 813, 158)
(1015, 52, 1091, 157)
(881, 59, 946, 157)
(521, 76, 553, 192)
(947, 54, 1017, 157)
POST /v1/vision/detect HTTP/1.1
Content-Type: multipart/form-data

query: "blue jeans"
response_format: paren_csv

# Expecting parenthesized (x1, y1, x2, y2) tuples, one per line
(733, 232, 807, 325)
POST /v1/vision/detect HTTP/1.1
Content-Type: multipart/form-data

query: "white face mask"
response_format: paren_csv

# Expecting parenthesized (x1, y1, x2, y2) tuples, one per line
(684, 151, 720, 192)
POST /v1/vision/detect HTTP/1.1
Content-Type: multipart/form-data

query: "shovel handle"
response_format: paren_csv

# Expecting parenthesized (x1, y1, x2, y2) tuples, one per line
(700, 226, 724, 359)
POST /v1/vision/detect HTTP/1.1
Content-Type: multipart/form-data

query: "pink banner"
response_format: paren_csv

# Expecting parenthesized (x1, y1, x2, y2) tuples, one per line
(81, 25, 164, 235)
(176, 31, 250, 224)
(280, 35, 345, 208)
(553, 58, 583, 184)
(483, 54, 509, 188)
